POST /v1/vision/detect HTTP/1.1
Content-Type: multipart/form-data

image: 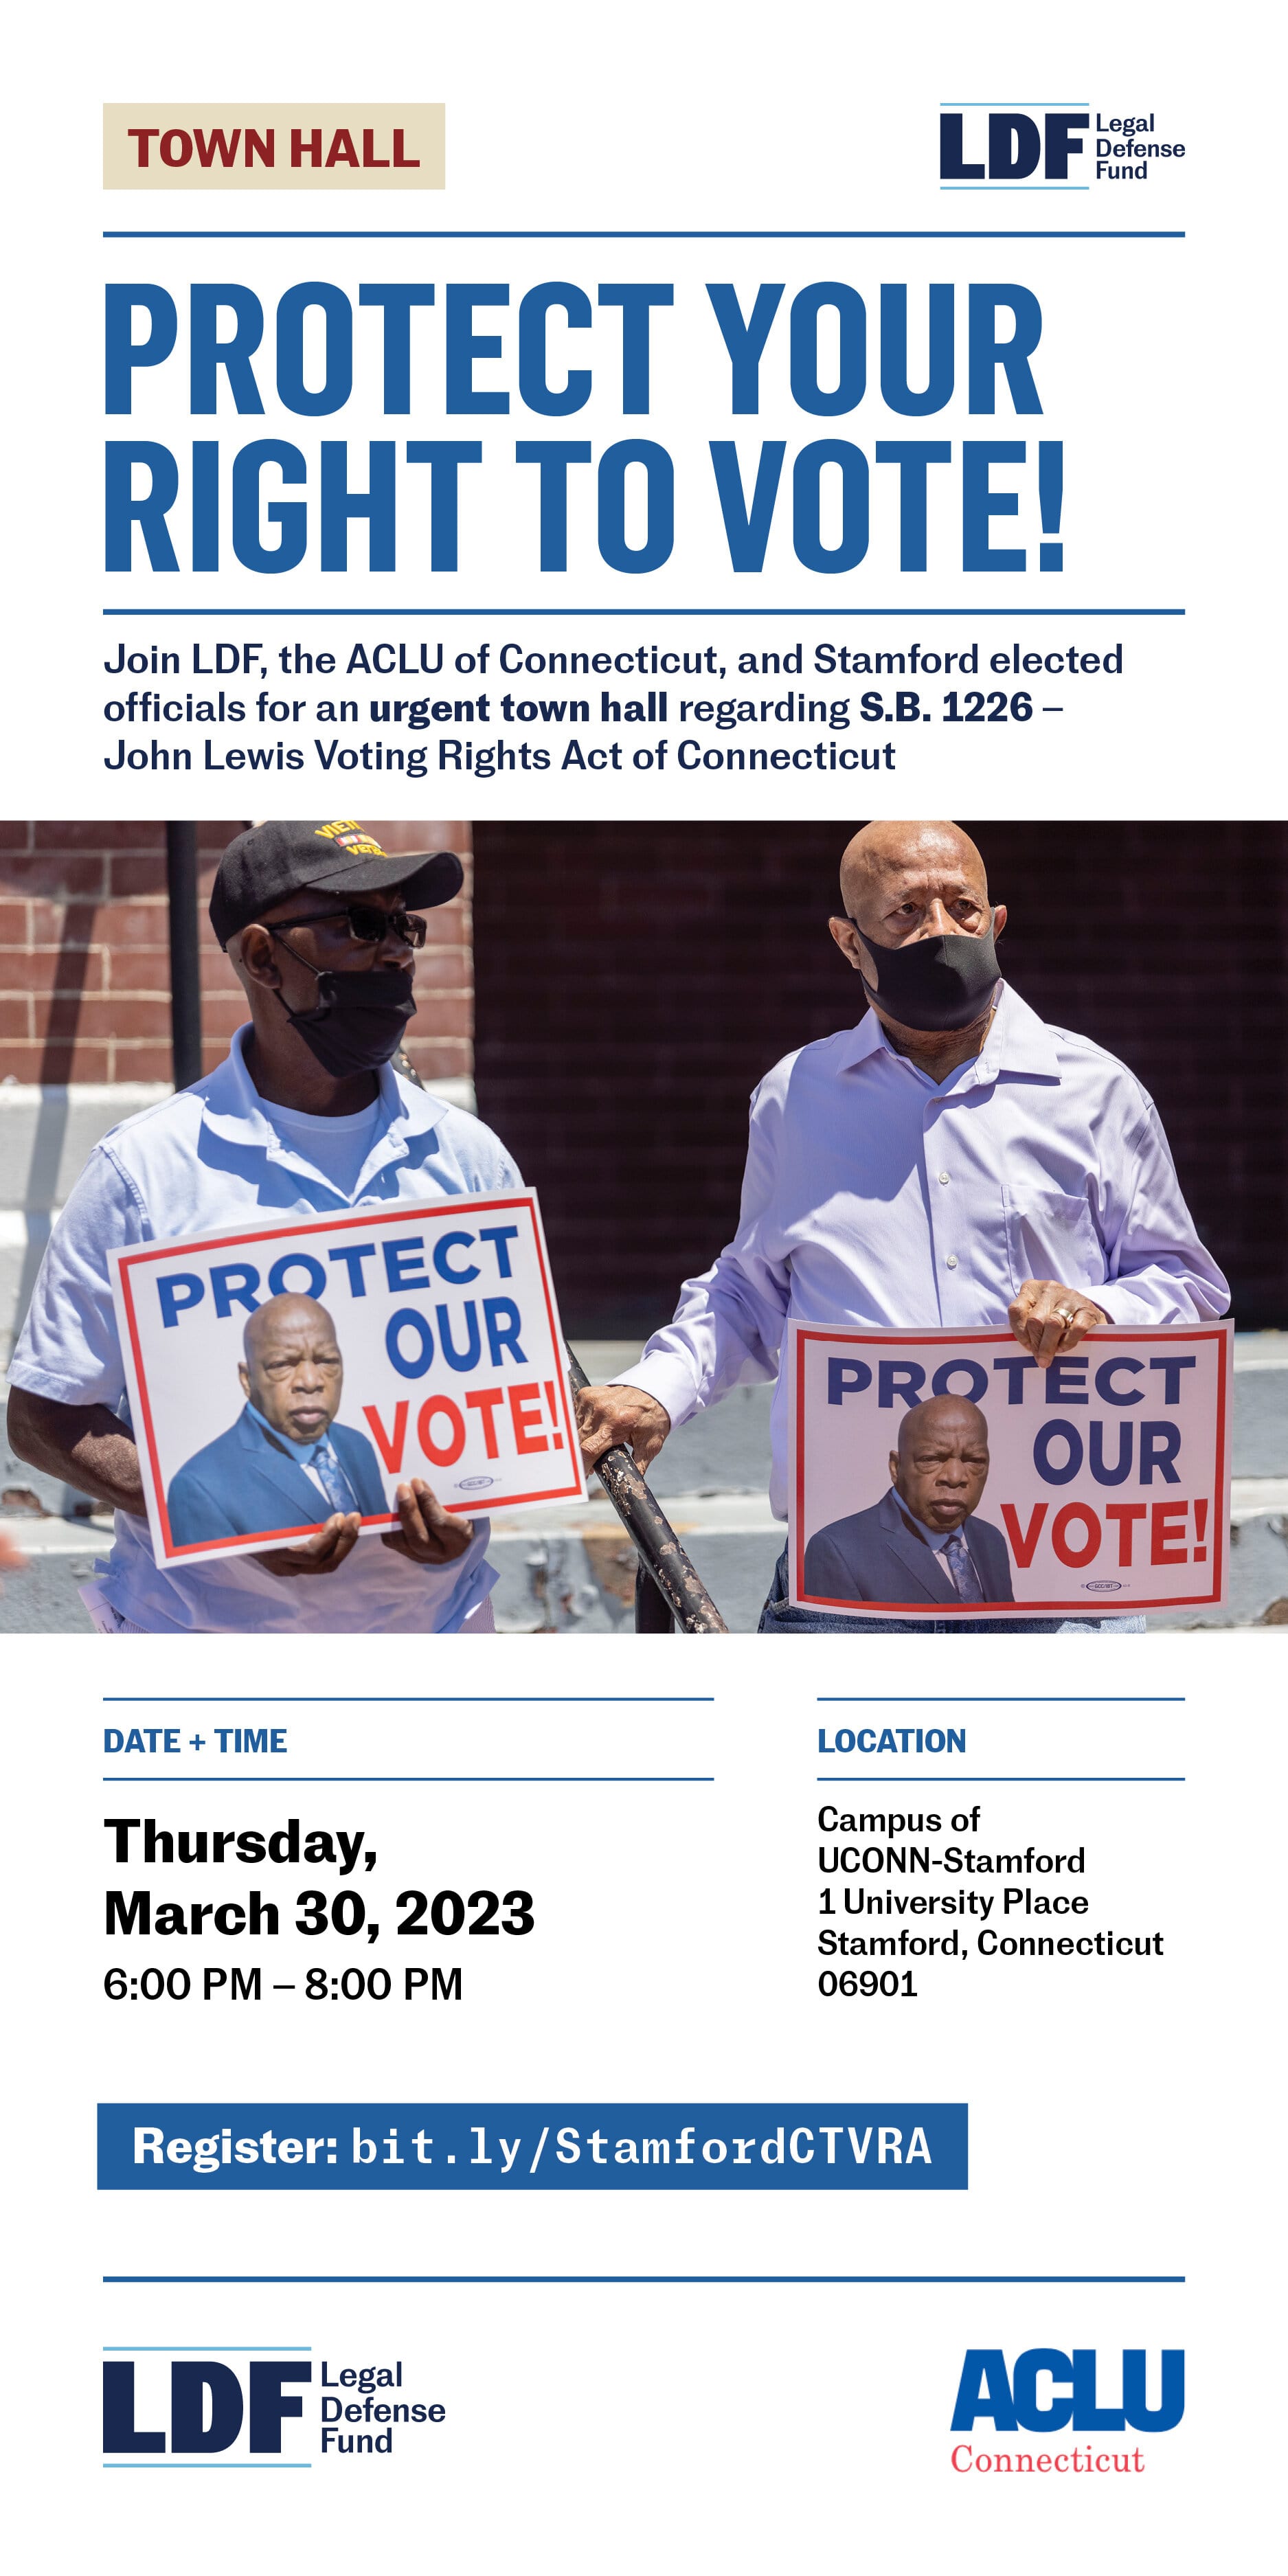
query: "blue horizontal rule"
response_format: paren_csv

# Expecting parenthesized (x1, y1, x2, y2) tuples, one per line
(98, 2101, 967, 2192)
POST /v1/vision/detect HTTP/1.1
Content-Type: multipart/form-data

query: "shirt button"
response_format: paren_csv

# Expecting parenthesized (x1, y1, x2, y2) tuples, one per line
(938, 1169, 950, 1185)
(946, 1253, 958, 1268)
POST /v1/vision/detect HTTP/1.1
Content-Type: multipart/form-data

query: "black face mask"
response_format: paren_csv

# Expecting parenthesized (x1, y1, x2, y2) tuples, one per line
(280, 962, 417, 1078)
(852, 914, 1002, 1033)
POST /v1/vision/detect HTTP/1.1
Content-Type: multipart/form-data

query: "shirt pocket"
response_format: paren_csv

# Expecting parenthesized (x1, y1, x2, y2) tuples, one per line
(1004, 1184, 1107, 1293)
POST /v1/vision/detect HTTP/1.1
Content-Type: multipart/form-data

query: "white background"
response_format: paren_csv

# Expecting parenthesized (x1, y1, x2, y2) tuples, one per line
(0, 0, 1281, 812)
(1, 3, 1283, 2566)
(0, 1627, 1278, 2568)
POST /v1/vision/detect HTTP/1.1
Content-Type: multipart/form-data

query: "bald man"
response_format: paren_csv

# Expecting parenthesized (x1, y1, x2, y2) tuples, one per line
(803, 1396, 1014, 1608)
(576, 820, 1228, 1634)
(166, 1293, 389, 1548)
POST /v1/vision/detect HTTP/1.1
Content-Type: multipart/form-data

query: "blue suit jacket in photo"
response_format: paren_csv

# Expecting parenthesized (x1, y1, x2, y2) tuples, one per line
(802, 1483, 1015, 1607)
(166, 1405, 389, 1548)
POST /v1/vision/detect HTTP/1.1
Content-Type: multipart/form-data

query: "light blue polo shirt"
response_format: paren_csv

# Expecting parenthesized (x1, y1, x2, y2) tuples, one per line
(10, 1026, 522, 1632)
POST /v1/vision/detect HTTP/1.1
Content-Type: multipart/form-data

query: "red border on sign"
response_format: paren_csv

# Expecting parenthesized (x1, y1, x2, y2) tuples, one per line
(114, 1195, 583, 1564)
(792, 1326, 1230, 1616)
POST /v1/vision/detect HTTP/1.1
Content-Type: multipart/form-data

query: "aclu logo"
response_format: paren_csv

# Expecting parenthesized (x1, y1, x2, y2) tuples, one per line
(103, 2357, 310, 2458)
(949, 2349, 1184, 2480)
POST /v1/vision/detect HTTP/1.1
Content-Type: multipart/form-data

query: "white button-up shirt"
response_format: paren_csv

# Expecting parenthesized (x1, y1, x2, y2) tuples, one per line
(620, 983, 1230, 1519)
(10, 1026, 521, 1631)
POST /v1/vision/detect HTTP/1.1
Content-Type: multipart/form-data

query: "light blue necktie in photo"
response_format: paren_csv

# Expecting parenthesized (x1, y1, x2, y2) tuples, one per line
(944, 1530, 984, 1602)
(304, 1441, 359, 1515)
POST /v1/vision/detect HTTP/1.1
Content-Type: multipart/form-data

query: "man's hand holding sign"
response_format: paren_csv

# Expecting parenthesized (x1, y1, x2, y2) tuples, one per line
(1008, 1280, 1109, 1365)
(578, 820, 1228, 1633)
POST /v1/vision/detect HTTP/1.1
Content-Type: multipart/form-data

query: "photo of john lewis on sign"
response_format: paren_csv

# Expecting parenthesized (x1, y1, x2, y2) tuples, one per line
(789, 1325, 1232, 1619)
(109, 1193, 583, 1570)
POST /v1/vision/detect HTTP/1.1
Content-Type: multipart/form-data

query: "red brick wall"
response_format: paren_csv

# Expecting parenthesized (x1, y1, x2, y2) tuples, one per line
(0, 820, 474, 1089)
(473, 818, 1288, 1336)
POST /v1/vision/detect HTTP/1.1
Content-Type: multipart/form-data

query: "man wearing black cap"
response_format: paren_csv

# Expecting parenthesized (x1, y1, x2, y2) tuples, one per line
(6, 820, 518, 1634)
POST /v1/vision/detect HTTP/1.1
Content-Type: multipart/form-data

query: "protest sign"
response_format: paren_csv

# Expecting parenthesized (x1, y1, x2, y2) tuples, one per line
(789, 1324, 1232, 1619)
(109, 1190, 583, 1569)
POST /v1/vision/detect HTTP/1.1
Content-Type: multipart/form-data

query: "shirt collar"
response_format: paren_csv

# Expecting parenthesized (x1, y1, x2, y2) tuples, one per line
(244, 1397, 335, 1466)
(839, 980, 1061, 1090)
(194, 1025, 449, 1194)
(895, 1499, 953, 1555)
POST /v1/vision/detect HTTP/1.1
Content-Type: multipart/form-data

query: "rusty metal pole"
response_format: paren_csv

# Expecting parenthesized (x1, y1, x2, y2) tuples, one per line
(371, 1048, 723, 1628)
(564, 1347, 727, 1634)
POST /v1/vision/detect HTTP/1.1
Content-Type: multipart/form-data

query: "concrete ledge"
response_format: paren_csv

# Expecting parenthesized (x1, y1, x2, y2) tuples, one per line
(0, 1082, 170, 1209)
(0, 1073, 478, 1215)
(1232, 1478, 1288, 1519)
(490, 1489, 778, 1539)
(0, 1515, 113, 1555)
(1233, 1336, 1288, 1370)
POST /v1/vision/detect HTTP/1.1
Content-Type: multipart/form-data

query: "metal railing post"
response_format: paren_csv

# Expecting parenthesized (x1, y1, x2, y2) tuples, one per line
(165, 821, 203, 1090)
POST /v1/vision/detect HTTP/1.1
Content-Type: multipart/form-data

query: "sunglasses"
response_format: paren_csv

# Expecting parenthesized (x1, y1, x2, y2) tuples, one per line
(267, 903, 427, 949)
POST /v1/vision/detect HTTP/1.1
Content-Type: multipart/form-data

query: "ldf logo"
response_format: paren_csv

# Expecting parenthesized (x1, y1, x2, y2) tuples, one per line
(940, 109, 1089, 183)
(104, 2358, 311, 2453)
(952, 2347, 1184, 2432)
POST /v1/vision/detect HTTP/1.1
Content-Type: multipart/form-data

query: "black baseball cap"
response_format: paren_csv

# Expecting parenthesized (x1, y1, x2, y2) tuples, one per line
(210, 820, 465, 947)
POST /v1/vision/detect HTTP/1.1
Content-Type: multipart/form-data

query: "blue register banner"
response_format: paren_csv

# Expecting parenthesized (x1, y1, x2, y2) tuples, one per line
(98, 2101, 968, 2191)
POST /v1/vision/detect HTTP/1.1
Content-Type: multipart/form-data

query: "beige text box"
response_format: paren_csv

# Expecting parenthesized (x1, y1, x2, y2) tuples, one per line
(104, 104, 444, 190)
